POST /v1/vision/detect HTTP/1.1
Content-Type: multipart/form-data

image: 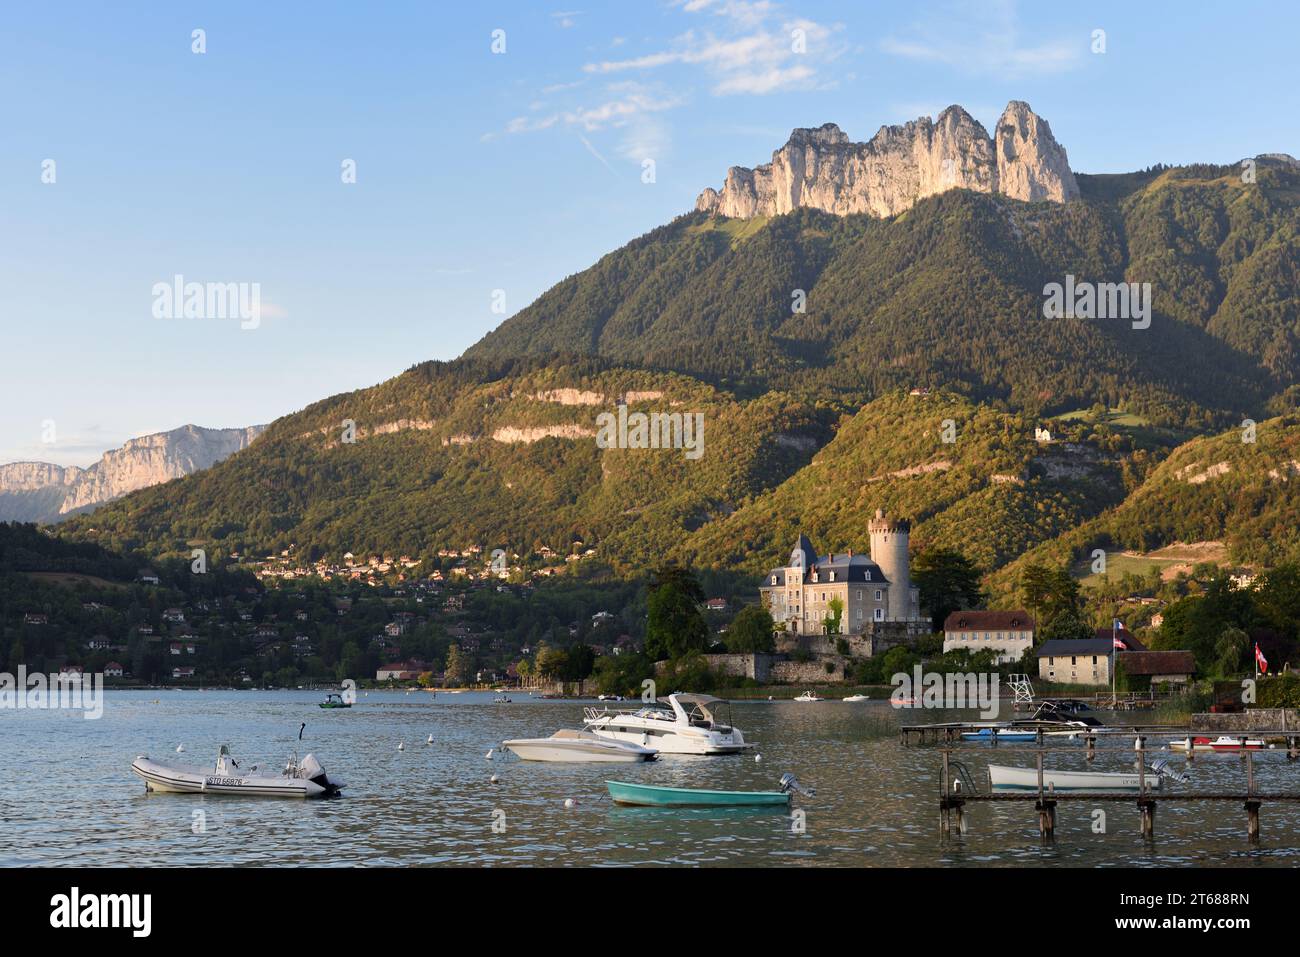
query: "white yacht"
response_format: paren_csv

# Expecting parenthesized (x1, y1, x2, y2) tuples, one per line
(583, 693, 750, 755)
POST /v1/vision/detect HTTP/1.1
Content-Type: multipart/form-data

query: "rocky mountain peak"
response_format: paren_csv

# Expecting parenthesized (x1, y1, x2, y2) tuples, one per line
(695, 100, 1078, 219)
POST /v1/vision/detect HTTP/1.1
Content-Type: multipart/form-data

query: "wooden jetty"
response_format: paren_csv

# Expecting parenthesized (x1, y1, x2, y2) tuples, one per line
(937, 734, 1300, 844)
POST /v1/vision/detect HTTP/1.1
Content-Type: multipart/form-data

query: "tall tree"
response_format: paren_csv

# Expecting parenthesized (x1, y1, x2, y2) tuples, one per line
(913, 548, 984, 626)
(645, 563, 707, 661)
(726, 605, 775, 653)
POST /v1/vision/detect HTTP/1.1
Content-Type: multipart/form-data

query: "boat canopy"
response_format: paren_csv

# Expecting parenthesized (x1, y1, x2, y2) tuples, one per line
(672, 693, 731, 728)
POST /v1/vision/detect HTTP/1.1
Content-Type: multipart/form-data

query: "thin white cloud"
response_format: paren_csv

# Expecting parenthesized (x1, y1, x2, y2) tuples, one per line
(880, 0, 1081, 77)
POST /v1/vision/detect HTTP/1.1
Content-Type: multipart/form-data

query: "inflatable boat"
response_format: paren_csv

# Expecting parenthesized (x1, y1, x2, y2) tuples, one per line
(131, 745, 344, 798)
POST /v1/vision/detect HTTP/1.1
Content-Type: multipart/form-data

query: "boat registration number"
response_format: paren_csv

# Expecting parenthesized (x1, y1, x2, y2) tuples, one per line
(205, 776, 243, 787)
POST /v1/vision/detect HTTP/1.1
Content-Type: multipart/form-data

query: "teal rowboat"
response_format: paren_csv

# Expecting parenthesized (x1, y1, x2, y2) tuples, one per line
(606, 780, 792, 808)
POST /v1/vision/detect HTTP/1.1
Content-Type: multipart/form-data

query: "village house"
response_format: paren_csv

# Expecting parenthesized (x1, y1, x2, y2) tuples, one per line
(23, 613, 48, 626)
(172, 666, 196, 679)
(1036, 638, 1117, 685)
(705, 598, 729, 612)
(942, 610, 1035, 664)
(104, 661, 125, 678)
(162, 607, 185, 623)
(375, 661, 423, 681)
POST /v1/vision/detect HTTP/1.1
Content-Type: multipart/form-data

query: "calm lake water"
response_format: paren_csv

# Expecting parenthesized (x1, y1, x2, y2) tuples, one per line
(4, 689, 1299, 867)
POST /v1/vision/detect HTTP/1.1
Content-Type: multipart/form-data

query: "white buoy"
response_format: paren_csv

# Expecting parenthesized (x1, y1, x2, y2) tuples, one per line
(564, 798, 576, 809)
(755, 753, 762, 763)
(490, 774, 499, 784)
(397, 742, 405, 751)
(176, 744, 185, 753)
(427, 734, 434, 745)
(486, 748, 495, 760)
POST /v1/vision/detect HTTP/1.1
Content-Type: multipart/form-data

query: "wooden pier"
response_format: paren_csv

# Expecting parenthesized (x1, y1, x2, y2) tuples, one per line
(937, 735, 1300, 844)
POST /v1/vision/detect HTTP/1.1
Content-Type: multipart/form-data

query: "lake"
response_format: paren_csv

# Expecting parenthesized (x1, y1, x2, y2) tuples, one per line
(4, 689, 1299, 866)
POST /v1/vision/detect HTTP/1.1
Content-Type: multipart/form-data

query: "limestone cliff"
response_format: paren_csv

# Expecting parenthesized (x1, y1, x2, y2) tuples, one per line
(695, 101, 1078, 219)
(0, 424, 264, 523)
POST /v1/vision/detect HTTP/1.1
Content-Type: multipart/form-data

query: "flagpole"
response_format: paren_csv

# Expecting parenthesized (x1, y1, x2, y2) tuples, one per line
(1111, 619, 1116, 707)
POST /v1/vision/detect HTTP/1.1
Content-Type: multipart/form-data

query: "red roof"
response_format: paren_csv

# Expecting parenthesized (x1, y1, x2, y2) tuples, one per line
(944, 610, 1035, 631)
(105, 661, 124, 669)
(1116, 651, 1195, 676)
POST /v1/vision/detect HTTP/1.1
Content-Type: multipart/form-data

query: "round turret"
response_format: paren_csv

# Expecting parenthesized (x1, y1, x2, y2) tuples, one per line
(868, 509, 913, 621)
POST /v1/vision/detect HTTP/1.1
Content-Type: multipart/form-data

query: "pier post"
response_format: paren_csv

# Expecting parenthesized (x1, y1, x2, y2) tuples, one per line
(1239, 736, 1249, 761)
(1246, 748, 1255, 796)
(1185, 735, 1195, 763)
(1138, 799, 1156, 841)
(1289, 735, 1299, 761)
(1086, 735, 1096, 762)
(1245, 800, 1261, 843)
(1036, 800, 1056, 841)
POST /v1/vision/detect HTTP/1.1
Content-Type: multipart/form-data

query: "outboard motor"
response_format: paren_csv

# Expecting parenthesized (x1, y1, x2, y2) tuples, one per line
(1148, 758, 1189, 784)
(778, 773, 815, 797)
(300, 753, 345, 797)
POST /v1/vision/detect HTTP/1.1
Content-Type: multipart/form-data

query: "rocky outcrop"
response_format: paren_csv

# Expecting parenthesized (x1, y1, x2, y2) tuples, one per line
(0, 424, 264, 523)
(695, 101, 1078, 219)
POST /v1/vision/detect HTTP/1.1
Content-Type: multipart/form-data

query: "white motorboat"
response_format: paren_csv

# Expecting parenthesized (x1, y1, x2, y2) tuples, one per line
(793, 691, 823, 702)
(583, 693, 751, 755)
(1169, 735, 1269, 753)
(502, 729, 657, 763)
(988, 763, 1163, 792)
(131, 745, 344, 798)
(842, 694, 869, 702)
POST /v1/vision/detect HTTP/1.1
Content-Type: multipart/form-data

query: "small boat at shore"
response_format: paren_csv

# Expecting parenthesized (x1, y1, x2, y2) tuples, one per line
(842, 694, 869, 702)
(961, 728, 1039, 741)
(793, 691, 823, 702)
(606, 773, 813, 808)
(318, 693, 351, 709)
(502, 730, 657, 763)
(988, 763, 1163, 792)
(1169, 735, 1269, 753)
(131, 745, 344, 798)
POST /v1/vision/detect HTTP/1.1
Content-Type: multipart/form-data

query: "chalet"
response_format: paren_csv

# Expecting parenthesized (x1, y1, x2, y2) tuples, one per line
(137, 625, 154, 636)
(384, 621, 407, 638)
(23, 613, 48, 626)
(88, 636, 113, 650)
(171, 666, 196, 679)
(104, 661, 125, 678)
(296, 610, 309, 621)
(943, 611, 1035, 664)
(592, 610, 616, 624)
(162, 608, 185, 623)
(376, 661, 422, 681)
(58, 664, 84, 679)
(137, 569, 160, 584)
(705, 599, 729, 612)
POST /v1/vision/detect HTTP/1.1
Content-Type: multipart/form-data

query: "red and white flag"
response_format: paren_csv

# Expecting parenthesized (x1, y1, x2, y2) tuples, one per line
(1112, 619, 1126, 650)
(1255, 643, 1269, 674)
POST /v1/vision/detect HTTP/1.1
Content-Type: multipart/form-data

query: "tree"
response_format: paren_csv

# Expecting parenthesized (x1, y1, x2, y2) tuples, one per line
(444, 643, 472, 686)
(824, 596, 844, 636)
(644, 564, 707, 661)
(1213, 627, 1250, 677)
(913, 548, 984, 625)
(726, 605, 775, 653)
(1019, 562, 1082, 629)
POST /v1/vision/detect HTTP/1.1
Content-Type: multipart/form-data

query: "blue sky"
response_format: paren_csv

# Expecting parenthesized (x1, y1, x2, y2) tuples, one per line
(2, 0, 1296, 466)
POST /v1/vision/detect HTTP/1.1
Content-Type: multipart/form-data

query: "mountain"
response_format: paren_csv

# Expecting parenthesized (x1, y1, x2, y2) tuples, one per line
(695, 102, 1077, 219)
(0, 424, 265, 524)
(47, 103, 1300, 587)
(989, 411, 1300, 597)
(468, 156, 1299, 429)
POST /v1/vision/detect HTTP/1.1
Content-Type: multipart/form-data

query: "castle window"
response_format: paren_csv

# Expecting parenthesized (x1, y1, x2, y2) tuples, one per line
(874, 589, 882, 602)
(829, 571, 836, 582)
(874, 608, 884, 622)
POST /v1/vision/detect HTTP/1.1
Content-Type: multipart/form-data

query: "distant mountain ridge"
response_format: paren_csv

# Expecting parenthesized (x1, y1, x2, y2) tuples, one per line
(0, 424, 265, 523)
(695, 101, 1078, 219)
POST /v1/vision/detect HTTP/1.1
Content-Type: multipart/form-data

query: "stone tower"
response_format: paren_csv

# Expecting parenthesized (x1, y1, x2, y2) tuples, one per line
(868, 509, 912, 622)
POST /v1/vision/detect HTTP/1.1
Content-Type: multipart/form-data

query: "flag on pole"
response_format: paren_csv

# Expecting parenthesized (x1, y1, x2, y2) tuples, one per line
(1112, 619, 1127, 649)
(1255, 643, 1269, 675)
